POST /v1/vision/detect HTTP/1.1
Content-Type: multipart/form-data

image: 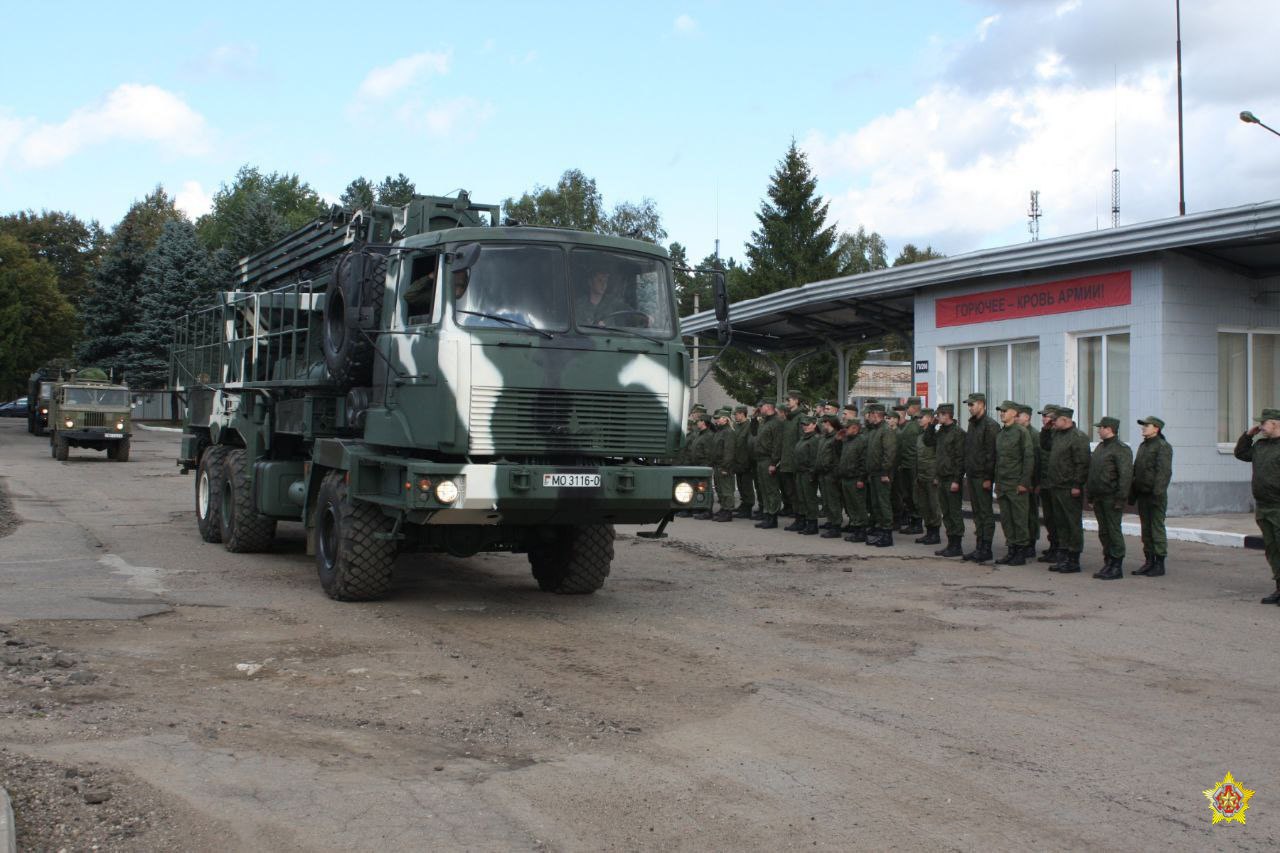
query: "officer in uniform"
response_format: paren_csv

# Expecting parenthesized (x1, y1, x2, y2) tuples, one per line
(731, 405, 755, 518)
(749, 401, 767, 519)
(863, 403, 897, 547)
(963, 393, 1000, 563)
(778, 391, 805, 523)
(913, 408, 942, 544)
(897, 397, 924, 535)
(689, 413, 717, 520)
(816, 414, 844, 537)
(839, 416, 870, 542)
(1016, 405, 1041, 559)
(993, 401, 1035, 565)
(1087, 416, 1133, 580)
(1130, 415, 1173, 576)
(711, 408, 737, 522)
(1234, 408, 1280, 604)
(1037, 405, 1061, 561)
(1047, 407, 1091, 574)
(752, 401, 784, 529)
(925, 402, 967, 556)
(793, 415, 821, 535)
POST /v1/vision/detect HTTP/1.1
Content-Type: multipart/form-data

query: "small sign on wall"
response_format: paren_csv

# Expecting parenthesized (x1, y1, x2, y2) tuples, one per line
(915, 360, 929, 373)
(915, 382, 928, 407)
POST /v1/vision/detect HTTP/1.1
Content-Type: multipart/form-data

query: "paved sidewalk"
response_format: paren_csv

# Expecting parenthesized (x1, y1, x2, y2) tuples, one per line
(1083, 512, 1263, 550)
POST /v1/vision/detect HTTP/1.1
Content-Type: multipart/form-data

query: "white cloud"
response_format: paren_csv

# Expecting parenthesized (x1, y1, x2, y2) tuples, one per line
(674, 14, 698, 35)
(12, 84, 210, 169)
(184, 42, 263, 80)
(1055, 0, 1082, 16)
(976, 14, 999, 41)
(395, 96, 495, 139)
(354, 51, 451, 103)
(1034, 50, 1068, 81)
(175, 180, 213, 219)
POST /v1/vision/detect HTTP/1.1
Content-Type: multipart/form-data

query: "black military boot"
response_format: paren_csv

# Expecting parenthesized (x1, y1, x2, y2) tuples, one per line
(801, 519, 820, 535)
(1262, 581, 1280, 604)
(750, 508, 764, 521)
(1133, 550, 1154, 576)
(874, 529, 894, 547)
(1145, 554, 1166, 576)
(916, 526, 941, 545)
(820, 526, 842, 538)
(1038, 544, 1059, 563)
(864, 528, 882, 545)
(675, 510, 692, 518)
(844, 526, 866, 543)
(907, 517, 924, 535)
(1006, 547, 1027, 566)
(1094, 557, 1123, 580)
(712, 509, 733, 522)
(935, 535, 964, 557)
(755, 514, 778, 530)
(783, 516, 804, 532)
(693, 510, 712, 520)
(973, 539, 993, 564)
(994, 547, 1017, 565)
(962, 540, 981, 562)
(732, 506, 752, 519)
(1057, 552, 1082, 574)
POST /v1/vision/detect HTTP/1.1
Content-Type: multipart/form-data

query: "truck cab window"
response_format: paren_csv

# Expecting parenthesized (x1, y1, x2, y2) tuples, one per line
(571, 249, 675, 336)
(405, 253, 440, 325)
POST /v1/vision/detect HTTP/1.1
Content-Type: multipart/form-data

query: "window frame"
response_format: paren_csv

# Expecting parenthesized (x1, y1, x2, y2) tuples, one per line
(1074, 329, 1130, 444)
(1217, 327, 1280, 449)
(942, 337, 1040, 405)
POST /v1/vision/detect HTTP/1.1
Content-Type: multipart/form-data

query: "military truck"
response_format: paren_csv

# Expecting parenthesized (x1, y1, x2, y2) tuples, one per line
(27, 369, 55, 435)
(47, 369, 133, 461)
(171, 192, 723, 601)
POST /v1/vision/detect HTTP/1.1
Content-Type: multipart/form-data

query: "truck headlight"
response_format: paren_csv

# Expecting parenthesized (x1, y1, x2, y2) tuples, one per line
(116, 421, 125, 430)
(673, 481, 694, 504)
(64, 419, 74, 429)
(434, 480, 459, 504)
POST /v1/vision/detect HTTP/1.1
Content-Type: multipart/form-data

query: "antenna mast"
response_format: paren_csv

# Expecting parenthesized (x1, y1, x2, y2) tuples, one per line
(1028, 190, 1042, 242)
(1111, 65, 1120, 228)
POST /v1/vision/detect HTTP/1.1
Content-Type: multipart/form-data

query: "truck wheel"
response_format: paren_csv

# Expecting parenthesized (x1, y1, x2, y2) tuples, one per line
(322, 253, 387, 387)
(315, 470, 397, 601)
(195, 446, 228, 542)
(107, 439, 131, 462)
(54, 436, 69, 461)
(218, 449, 277, 553)
(528, 525, 614, 594)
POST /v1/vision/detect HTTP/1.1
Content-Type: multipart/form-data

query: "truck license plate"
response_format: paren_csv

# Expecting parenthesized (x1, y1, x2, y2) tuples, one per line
(105, 433, 123, 438)
(543, 473, 601, 488)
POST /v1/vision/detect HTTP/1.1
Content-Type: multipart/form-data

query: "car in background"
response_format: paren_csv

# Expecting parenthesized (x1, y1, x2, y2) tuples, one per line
(0, 397, 29, 417)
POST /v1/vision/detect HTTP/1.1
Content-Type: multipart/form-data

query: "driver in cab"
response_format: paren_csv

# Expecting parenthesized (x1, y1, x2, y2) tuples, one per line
(575, 269, 626, 327)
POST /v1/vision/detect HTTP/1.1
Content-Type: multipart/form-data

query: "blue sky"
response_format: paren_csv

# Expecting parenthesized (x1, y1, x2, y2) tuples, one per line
(3, 1, 1278, 268)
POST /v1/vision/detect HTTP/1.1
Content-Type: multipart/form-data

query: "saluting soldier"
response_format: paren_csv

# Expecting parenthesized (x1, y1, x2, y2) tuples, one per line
(863, 403, 898, 547)
(1037, 405, 1062, 562)
(897, 397, 924, 535)
(993, 401, 1036, 565)
(925, 403, 967, 556)
(1130, 415, 1173, 576)
(1234, 408, 1280, 605)
(1087, 416, 1133, 580)
(711, 409, 737, 522)
(731, 405, 756, 518)
(1047, 407, 1092, 574)
(1016, 404, 1042, 558)
(689, 413, 717, 520)
(963, 393, 1000, 563)
(839, 417, 870, 542)
(778, 391, 805, 525)
(793, 415, 821, 535)
(816, 414, 844, 537)
(752, 401, 784, 529)
(913, 408, 942, 545)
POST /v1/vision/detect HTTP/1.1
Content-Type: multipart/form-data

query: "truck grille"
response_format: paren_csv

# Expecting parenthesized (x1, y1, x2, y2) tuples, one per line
(83, 412, 106, 427)
(469, 387, 669, 456)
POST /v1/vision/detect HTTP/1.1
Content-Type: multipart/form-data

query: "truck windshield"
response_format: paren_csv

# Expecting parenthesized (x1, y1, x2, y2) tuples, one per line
(571, 249, 674, 337)
(454, 245, 569, 332)
(63, 387, 129, 406)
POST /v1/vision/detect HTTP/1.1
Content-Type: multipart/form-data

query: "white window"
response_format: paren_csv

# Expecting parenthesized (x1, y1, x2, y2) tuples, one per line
(946, 340, 1039, 407)
(1218, 331, 1280, 442)
(1077, 332, 1129, 441)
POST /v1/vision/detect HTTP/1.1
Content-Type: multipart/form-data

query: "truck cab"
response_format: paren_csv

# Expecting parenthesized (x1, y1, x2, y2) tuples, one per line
(48, 377, 132, 461)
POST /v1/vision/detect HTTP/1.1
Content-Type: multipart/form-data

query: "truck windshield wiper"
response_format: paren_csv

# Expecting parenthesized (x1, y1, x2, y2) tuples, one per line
(596, 325, 664, 345)
(456, 310, 554, 339)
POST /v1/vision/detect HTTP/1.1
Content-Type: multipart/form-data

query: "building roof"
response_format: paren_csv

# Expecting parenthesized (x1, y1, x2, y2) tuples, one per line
(681, 199, 1280, 351)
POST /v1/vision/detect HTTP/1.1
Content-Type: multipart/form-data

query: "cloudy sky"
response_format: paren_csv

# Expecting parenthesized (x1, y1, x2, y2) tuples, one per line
(2, 0, 1277, 266)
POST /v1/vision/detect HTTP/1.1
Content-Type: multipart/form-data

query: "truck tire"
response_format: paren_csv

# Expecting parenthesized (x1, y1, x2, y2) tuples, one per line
(107, 439, 130, 462)
(315, 471, 397, 601)
(528, 525, 614, 594)
(322, 253, 387, 387)
(54, 435, 69, 461)
(196, 445, 228, 543)
(218, 449, 277, 553)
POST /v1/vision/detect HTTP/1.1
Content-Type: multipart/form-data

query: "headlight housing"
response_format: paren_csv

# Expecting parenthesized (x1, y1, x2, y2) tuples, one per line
(64, 419, 74, 429)
(434, 479, 459, 504)
(673, 481, 695, 504)
(116, 421, 125, 430)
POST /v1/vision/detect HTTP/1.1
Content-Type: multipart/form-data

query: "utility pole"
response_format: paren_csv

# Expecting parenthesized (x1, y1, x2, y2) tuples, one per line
(1176, 0, 1186, 215)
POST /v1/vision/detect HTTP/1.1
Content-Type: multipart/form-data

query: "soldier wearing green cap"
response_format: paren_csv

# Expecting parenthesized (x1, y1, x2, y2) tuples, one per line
(816, 413, 845, 536)
(688, 413, 717, 520)
(752, 401, 784, 529)
(924, 402, 967, 555)
(863, 403, 897, 546)
(1087, 416, 1133, 579)
(896, 397, 924, 535)
(962, 392, 1000, 563)
(1047, 407, 1092, 574)
(1130, 416, 1173, 576)
(838, 416, 870, 541)
(1234, 408, 1280, 604)
(913, 408, 942, 544)
(1037, 405, 1062, 562)
(992, 401, 1036, 565)
(1016, 404, 1042, 557)
(778, 391, 805, 524)
(710, 409, 737, 522)
(730, 405, 756, 518)
(793, 415, 821, 535)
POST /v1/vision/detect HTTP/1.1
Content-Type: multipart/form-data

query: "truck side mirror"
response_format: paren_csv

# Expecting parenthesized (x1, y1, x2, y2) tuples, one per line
(713, 272, 730, 342)
(451, 242, 482, 273)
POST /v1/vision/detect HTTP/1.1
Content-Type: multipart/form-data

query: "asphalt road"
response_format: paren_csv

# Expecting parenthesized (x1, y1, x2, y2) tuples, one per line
(1, 418, 1277, 851)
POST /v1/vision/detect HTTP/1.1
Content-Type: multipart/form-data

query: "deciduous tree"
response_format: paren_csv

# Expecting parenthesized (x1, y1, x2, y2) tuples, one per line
(0, 235, 76, 398)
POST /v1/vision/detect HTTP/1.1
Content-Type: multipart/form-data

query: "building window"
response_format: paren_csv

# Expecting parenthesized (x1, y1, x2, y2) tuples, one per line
(946, 341, 1039, 407)
(1218, 331, 1280, 442)
(1077, 332, 1129, 440)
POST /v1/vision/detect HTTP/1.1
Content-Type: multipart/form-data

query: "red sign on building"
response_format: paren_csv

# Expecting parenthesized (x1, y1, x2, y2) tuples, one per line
(934, 271, 1131, 328)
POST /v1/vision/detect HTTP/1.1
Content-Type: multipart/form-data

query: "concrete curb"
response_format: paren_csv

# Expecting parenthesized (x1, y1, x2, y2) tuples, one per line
(0, 786, 15, 853)
(136, 423, 183, 434)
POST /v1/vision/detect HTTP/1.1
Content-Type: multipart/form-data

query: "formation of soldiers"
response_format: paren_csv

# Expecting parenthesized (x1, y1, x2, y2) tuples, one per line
(678, 391, 1186, 582)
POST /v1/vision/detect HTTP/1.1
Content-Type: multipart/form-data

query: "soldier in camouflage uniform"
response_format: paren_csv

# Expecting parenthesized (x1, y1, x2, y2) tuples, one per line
(731, 405, 755, 518)
(710, 409, 737, 522)
(1130, 415, 1173, 576)
(1016, 405, 1042, 558)
(913, 408, 942, 545)
(816, 414, 845, 537)
(1087, 416, 1133, 579)
(753, 401, 784, 529)
(925, 403, 967, 556)
(993, 400, 1035, 565)
(778, 391, 805, 525)
(1047, 407, 1092, 574)
(897, 397, 924, 534)
(1036, 405, 1062, 562)
(793, 415, 821, 535)
(1234, 408, 1280, 604)
(689, 413, 717, 520)
(839, 417, 870, 542)
(749, 401, 766, 519)
(863, 403, 897, 547)
(962, 392, 1000, 564)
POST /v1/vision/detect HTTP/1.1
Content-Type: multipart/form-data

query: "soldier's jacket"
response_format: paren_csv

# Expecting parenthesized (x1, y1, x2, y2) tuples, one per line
(924, 422, 966, 484)
(1086, 436, 1133, 500)
(677, 431, 694, 465)
(755, 415, 784, 464)
(1234, 432, 1280, 505)
(1027, 425, 1041, 486)
(815, 430, 840, 475)
(794, 431, 819, 474)
(897, 417, 922, 469)
(964, 412, 1000, 480)
(779, 411, 803, 472)
(865, 420, 898, 477)
(916, 430, 937, 481)
(713, 424, 736, 473)
(838, 431, 868, 481)
(731, 421, 754, 473)
(1039, 426, 1060, 487)
(994, 422, 1035, 490)
(690, 428, 716, 467)
(1131, 434, 1173, 497)
(1047, 427, 1091, 489)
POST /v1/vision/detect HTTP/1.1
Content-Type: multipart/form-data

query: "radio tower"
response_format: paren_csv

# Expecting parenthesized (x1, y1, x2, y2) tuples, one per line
(1028, 190, 1042, 242)
(1111, 169, 1120, 228)
(1111, 68, 1120, 227)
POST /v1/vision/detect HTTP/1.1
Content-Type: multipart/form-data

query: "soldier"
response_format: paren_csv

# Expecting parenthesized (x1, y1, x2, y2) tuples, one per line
(993, 401, 1036, 565)
(863, 403, 898, 547)
(1047, 407, 1092, 574)
(1016, 404, 1042, 559)
(962, 393, 1000, 563)
(1087, 416, 1133, 579)
(897, 397, 924, 535)
(925, 403, 967, 556)
(839, 417, 870, 542)
(1131, 415, 1173, 576)
(711, 409, 737, 522)
(793, 415, 821, 535)
(1037, 405, 1062, 563)
(913, 408, 942, 545)
(731, 405, 755, 519)
(689, 413, 717, 520)
(753, 401, 784, 529)
(749, 401, 766, 520)
(1234, 408, 1280, 604)
(778, 391, 805, 524)
(816, 414, 844, 537)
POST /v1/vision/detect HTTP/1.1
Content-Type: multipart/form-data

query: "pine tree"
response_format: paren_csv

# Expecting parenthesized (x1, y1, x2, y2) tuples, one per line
(196, 165, 326, 257)
(341, 177, 375, 211)
(375, 173, 417, 206)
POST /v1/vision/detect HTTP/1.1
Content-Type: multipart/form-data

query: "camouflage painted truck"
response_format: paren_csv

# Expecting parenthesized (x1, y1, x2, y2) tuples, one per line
(172, 192, 722, 601)
(47, 368, 133, 461)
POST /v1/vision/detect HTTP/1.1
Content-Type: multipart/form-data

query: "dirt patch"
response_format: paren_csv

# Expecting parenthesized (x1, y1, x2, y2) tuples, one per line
(0, 478, 18, 539)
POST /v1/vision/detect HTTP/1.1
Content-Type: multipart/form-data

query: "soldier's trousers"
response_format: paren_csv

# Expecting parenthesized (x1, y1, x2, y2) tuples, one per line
(796, 472, 820, 520)
(714, 469, 736, 512)
(1027, 491, 1040, 547)
(1135, 493, 1167, 557)
(821, 473, 844, 524)
(751, 469, 762, 508)
(841, 479, 869, 527)
(735, 470, 755, 510)
(967, 477, 995, 541)
(1042, 488, 1058, 546)
(1050, 488, 1084, 553)
(1093, 498, 1125, 558)
(778, 471, 797, 514)
(755, 461, 781, 515)
(914, 477, 941, 528)
(997, 488, 1030, 547)
(867, 476, 893, 530)
(1257, 504, 1280, 582)
(897, 466, 917, 519)
(938, 481, 965, 537)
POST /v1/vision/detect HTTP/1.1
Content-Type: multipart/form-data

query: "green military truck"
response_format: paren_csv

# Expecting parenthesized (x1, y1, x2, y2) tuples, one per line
(172, 192, 721, 601)
(47, 369, 133, 461)
(27, 369, 54, 436)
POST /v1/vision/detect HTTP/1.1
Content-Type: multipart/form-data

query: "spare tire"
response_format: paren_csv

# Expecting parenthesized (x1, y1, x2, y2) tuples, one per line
(323, 252, 387, 387)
